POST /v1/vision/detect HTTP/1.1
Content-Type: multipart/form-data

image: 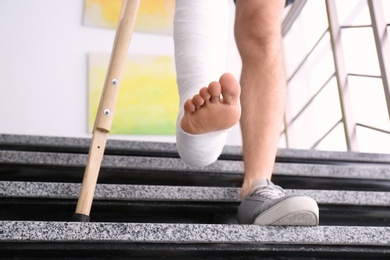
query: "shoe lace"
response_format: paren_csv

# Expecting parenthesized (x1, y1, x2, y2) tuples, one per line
(251, 183, 285, 200)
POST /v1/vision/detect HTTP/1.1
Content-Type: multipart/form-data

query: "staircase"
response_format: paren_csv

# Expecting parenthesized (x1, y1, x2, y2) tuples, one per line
(1, 134, 390, 259)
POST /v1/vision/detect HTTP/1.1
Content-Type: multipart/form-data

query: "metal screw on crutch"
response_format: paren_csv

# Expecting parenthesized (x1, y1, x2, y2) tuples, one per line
(72, 0, 140, 222)
(103, 109, 111, 116)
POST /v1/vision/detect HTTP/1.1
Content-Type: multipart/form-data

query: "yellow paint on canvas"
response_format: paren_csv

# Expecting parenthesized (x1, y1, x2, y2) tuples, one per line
(83, 0, 175, 34)
(84, 0, 121, 28)
(88, 53, 178, 135)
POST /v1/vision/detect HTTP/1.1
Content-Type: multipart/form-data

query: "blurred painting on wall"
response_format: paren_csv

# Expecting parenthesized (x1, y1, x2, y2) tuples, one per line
(88, 53, 178, 135)
(83, 0, 175, 34)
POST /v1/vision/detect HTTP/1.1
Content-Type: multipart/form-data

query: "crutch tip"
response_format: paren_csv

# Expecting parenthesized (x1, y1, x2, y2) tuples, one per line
(72, 213, 90, 222)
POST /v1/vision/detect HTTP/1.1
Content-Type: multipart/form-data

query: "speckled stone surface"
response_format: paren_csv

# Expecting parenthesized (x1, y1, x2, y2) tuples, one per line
(1, 221, 390, 246)
(1, 181, 390, 206)
(0, 150, 243, 173)
(0, 134, 177, 154)
(273, 162, 390, 180)
(3, 133, 390, 164)
(2, 149, 390, 180)
(276, 148, 390, 164)
(0, 134, 90, 148)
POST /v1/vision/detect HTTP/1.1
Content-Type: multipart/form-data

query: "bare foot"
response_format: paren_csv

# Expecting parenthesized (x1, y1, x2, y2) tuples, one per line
(181, 73, 241, 134)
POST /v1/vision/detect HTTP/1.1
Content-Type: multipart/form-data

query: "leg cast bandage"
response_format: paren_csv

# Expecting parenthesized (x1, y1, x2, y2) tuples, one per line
(174, 0, 230, 166)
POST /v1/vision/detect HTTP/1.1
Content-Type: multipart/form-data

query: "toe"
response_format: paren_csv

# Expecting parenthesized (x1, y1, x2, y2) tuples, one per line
(219, 73, 241, 103)
(192, 94, 205, 108)
(208, 81, 222, 102)
(199, 87, 212, 101)
(183, 99, 196, 113)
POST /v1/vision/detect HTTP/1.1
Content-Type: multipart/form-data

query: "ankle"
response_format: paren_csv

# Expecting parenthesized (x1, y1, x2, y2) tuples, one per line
(240, 182, 251, 199)
(241, 179, 258, 199)
(241, 177, 271, 199)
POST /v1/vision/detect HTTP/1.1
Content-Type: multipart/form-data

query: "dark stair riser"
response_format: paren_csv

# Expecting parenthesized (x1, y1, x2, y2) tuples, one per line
(2, 242, 390, 259)
(1, 198, 390, 226)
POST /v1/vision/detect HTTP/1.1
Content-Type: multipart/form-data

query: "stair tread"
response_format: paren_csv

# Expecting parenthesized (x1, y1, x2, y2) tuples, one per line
(2, 133, 390, 164)
(1, 181, 389, 206)
(2, 150, 390, 180)
(1, 221, 390, 246)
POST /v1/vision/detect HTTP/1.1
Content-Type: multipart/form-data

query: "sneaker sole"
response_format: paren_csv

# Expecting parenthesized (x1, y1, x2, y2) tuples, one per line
(253, 196, 319, 226)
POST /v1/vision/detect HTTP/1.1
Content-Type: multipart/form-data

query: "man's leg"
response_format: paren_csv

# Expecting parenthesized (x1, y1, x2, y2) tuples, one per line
(235, 0, 287, 198)
(174, 0, 241, 167)
(235, 0, 319, 225)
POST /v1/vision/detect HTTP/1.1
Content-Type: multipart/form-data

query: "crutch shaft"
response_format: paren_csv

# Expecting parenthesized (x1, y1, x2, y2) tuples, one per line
(74, 0, 140, 221)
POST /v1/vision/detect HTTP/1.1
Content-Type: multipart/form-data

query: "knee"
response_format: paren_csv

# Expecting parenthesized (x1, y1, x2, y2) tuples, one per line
(234, 1, 284, 59)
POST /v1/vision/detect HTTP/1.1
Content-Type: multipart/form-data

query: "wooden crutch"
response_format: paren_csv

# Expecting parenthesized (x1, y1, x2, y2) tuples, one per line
(73, 0, 140, 222)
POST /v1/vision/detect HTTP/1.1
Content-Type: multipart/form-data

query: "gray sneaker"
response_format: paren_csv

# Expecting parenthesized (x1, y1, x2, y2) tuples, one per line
(238, 179, 319, 226)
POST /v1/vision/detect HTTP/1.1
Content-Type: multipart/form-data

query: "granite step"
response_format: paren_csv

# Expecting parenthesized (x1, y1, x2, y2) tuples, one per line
(1, 181, 390, 206)
(1, 221, 390, 258)
(1, 181, 390, 226)
(2, 149, 390, 191)
(2, 221, 390, 245)
(2, 133, 390, 165)
(3, 150, 390, 179)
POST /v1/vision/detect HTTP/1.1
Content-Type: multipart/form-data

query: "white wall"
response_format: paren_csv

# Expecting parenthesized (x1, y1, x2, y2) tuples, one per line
(0, 0, 243, 145)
